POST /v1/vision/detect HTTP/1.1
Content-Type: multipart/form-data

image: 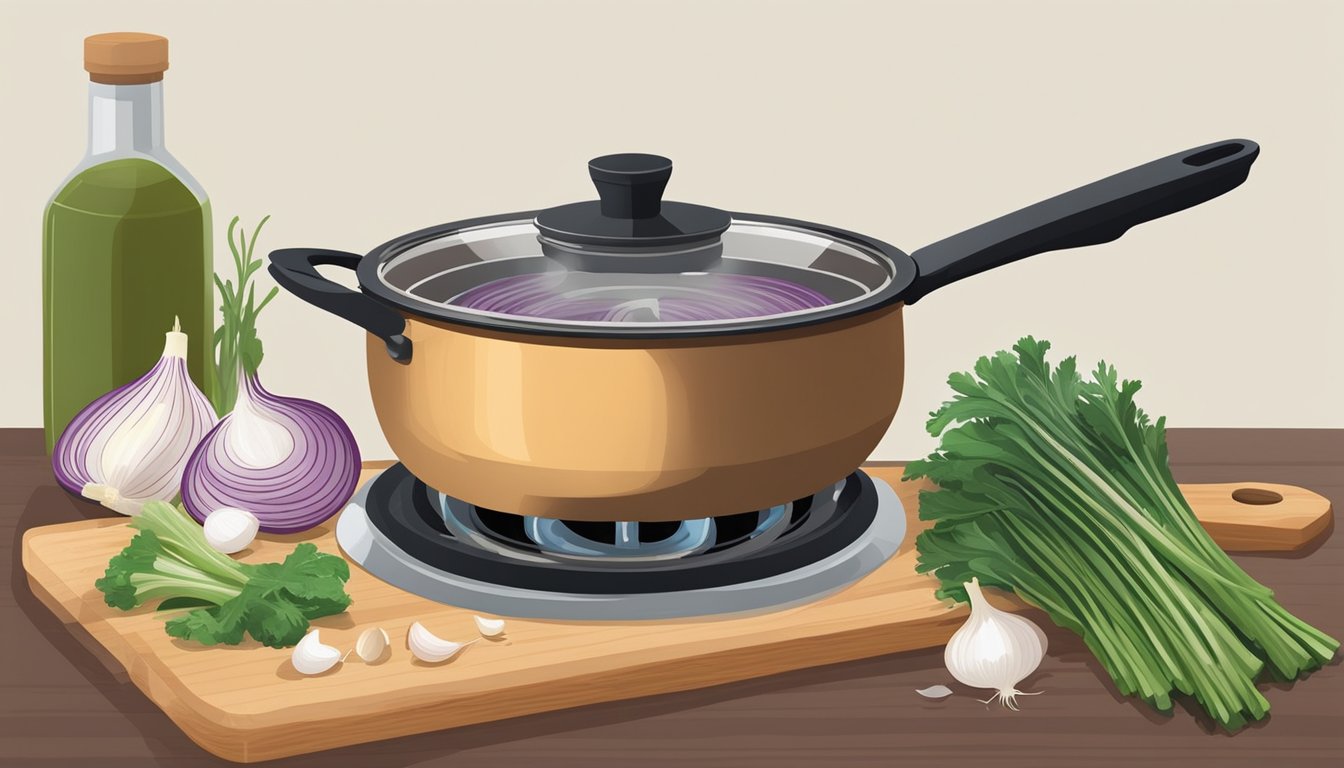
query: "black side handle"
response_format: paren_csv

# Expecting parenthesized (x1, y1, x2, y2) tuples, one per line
(268, 248, 412, 362)
(905, 139, 1259, 303)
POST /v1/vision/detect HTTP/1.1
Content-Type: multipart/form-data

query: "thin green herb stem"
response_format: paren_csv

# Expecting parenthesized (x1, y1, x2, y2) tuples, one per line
(973, 505, 1252, 715)
(211, 215, 274, 416)
(1001, 403, 1269, 601)
(998, 517, 1170, 698)
(126, 573, 242, 606)
(1002, 477, 1211, 685)
(999, 403, 1279, 688)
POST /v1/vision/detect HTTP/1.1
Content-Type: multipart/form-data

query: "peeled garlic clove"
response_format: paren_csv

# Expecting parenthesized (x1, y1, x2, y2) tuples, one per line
(473, 615, 506, 638)
(203, 507, 260, 554)
(291, 629, 342, 675)
(356, 626, 390, 663)
(407, 621, 476, 664)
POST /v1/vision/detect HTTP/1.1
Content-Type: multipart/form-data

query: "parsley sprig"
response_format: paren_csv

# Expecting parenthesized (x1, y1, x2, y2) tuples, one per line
(96, 501, 352, 647)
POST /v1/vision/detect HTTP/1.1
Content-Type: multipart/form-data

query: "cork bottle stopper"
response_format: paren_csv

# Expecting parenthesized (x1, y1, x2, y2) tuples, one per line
(84, 32, 169, 85)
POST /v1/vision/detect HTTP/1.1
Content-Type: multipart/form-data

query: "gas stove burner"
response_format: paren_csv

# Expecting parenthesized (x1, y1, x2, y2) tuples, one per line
(441, 492, 801, 565)
(441, 498, 735, 562)
(336, 464, 904, 620)
(521, 515, 721, 560)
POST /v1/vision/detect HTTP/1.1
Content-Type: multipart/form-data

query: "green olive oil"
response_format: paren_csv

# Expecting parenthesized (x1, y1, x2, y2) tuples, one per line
(43, 160, 212, 451)
(42, 33, 212, 452)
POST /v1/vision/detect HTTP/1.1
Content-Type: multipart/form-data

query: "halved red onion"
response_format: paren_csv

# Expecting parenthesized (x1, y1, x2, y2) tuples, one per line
(181, 373, 360, 533)
(52, 322, 217, 515)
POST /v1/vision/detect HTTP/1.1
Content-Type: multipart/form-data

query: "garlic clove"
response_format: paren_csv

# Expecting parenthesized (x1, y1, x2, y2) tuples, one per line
(356, 626, 390, 663)
(473, 615, 507, 638)
(291, 629, 342, 675)
(203, 507, 260, 554)
(407, 621, 476, 664)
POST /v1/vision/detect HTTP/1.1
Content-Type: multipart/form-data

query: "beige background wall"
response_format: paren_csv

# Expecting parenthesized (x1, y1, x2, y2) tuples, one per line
(2, 0, 1340, 462)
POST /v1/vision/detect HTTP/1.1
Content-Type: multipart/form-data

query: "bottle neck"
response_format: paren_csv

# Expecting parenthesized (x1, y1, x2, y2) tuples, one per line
(87, 81, 165, 157)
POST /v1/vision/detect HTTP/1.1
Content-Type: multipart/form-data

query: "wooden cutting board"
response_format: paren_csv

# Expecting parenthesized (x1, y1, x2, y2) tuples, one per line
(22, 465, 1332, 763)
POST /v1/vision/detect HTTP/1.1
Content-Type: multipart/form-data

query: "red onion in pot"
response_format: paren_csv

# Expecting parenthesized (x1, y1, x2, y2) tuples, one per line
(451, 272, 832, 322)
(181, 372, 360, 533)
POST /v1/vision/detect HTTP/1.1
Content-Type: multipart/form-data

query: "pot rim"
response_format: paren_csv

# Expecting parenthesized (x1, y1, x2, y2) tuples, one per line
(355, 210, 917, 339)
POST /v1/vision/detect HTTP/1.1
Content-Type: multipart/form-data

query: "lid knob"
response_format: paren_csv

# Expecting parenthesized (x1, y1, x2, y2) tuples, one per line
(534, 153, 732, 270)
(589, 154, 673, 219)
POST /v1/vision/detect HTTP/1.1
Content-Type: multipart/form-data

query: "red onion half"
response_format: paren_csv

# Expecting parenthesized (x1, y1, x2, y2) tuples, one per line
(52, 322, 217, 516)
(181, 373, 360, 533)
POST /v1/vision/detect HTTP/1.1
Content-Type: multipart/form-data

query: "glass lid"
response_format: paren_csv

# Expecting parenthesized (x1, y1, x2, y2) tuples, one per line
(372, 154, 909, 335)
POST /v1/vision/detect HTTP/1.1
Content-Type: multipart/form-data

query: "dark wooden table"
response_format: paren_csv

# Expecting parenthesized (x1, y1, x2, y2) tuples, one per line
(3, 428, 1340, 767)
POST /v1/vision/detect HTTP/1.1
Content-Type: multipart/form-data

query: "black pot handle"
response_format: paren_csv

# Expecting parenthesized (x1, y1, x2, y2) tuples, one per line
(905, 139, 1259, 303)
(268, 248, 412, 362)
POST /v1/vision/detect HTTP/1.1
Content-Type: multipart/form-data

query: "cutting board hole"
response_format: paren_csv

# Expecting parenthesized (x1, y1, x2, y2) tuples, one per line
(1231, 488, 1283, 505)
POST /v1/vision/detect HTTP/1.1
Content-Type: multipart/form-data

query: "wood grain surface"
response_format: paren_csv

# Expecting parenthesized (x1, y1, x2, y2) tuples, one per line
(3, 429, 1341, 767)
(21, 463, 1328, 762)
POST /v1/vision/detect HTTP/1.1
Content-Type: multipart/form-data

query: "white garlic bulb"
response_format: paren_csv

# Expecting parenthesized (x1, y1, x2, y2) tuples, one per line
(407, 621, 476, 664)
(943, 577, 1047, 709)
(291, 629, 342, 675)
(203, 507, 260, 554)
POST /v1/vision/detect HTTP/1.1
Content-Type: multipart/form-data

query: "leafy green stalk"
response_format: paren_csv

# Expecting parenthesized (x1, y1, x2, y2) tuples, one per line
(95, 501, 352, 648)
(906, 337, 1337, 730)
(211, 215, 278, 416)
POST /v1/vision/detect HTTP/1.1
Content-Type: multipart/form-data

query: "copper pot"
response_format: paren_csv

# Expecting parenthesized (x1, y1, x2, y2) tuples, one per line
(271, 141, 1257, 521)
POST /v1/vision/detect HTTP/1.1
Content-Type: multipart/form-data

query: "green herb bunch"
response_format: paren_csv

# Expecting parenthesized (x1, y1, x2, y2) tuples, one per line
(906, 337, 1337, 730)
